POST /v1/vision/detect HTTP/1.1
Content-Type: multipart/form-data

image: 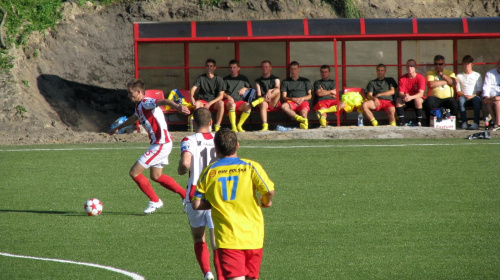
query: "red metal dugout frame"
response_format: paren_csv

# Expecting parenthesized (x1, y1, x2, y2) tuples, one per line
(133, 17, 500, 127)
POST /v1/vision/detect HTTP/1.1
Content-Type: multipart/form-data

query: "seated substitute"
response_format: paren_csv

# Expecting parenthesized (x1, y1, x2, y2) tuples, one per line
(396, 59, 426, 126)
(223, 59, 252, 132)
(424, 55, 459, 127)
(313, 65, 345, 128)
(253, 60, 282, 131)
(456, 55, 483, 130)
(190, 58, 225, 132)
(362, 64, 398, 126)
(482, 58, 500, 131)
(281, 61, 312, 130)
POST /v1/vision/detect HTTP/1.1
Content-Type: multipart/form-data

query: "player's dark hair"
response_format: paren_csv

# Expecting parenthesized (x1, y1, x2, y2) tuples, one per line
(126, 79, 145, 93)
(289, 61, 300, 68)
(462, 55, 474, 64)
(193, 108, 212, 127)
(214, 128, 238, 157)
(206, 58, 216, 66)
(229, 59, 240, 66)
(261, 60, 272, 66)
(434, 55, 445, 62)
(376, 63, 386, 69)
(320, 65, 330, 71)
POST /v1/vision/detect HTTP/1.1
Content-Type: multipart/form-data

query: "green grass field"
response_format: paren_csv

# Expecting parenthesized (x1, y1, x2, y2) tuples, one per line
(1, 138, 499, 279)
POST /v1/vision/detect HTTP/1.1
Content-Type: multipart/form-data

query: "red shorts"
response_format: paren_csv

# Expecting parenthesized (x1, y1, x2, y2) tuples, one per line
(216, 248, 263, 279)
(374, 99, 395, 112)
(223, 99, 247, 114)
(314, 99, 340, 111)
(267, 101, 281, 112)
(197, 100, 218, 113)
(285, 100, 310, 113)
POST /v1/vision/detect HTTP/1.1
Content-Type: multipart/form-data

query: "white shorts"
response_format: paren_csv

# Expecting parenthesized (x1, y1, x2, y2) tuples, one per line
(185, 202, 214, 229)
(138, 142, 172, 169)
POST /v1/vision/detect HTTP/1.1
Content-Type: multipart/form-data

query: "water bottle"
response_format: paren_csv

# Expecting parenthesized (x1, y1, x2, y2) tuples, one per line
(357, 113, 364, 127)
(276, 125, 292, 132)
(110, 116, 127, 134)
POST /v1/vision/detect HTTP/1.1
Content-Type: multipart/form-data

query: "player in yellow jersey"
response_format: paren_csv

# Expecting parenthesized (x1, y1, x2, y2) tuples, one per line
(192, 129, 275, 280)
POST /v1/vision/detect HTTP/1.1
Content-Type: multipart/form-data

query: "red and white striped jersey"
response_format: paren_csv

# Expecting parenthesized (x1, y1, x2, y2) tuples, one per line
(135, 97, 172, 145)
(180, 132, 216, 202)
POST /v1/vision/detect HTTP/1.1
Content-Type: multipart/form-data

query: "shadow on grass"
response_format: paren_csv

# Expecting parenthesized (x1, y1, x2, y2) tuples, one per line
(0, 209, 173, 216)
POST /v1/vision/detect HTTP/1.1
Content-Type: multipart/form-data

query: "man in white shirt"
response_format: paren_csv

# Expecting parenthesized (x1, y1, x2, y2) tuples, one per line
(456, 55, 483, 130)
(482, 58, 500, 131)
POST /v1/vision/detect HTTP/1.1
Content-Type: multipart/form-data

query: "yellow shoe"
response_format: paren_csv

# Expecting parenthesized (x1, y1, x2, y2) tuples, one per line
(319, 116, 327, 127)
(214, 124, 221, 132)
(370, 118, 378, 127)
(299, 119, 309, 130)
(261, 123, 268, 131)
(295, 115, 306, 124)
(389, 121, 396, 126)
(231, 127, 238, 132)
(237, 125, 245, 132)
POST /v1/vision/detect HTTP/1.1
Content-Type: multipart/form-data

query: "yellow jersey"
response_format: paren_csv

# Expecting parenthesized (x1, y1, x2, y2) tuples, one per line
(426, 69, 456, 99)
(194, 157, 274, 249)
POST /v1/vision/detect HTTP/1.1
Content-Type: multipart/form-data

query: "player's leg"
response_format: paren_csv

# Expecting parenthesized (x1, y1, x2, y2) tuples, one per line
(395, 96, 406, 126)
(298, 104, 309, 130)
(129, 161, 160, 202)
(386, 106, 396, 126)
(236, 102, 251, 132)
(362, 100, 377, 126)
(243, 249, 263, 280)
(214, 100, 225, 132)
(413, 97, 424, 126)
(259, 102, 269, 131)
(226, 100, 238, 132)
(150, 167, 186, 200)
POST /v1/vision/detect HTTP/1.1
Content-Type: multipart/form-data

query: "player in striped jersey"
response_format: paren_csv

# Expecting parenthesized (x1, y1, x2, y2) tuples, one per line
(178, 108, 219, 280)
(192, 129, 275, 280)
(109, 79, 190, 214)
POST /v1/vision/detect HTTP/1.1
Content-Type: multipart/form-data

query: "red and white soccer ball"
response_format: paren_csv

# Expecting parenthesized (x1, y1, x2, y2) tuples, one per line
(84, 198, 103, 216)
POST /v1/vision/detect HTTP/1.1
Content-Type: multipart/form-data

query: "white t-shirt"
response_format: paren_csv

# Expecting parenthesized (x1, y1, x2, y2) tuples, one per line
(135, 97, 172, 144)
(180, 132, 216, 203)
(456, 71, 482, 96)
(482, 68, 500, 98)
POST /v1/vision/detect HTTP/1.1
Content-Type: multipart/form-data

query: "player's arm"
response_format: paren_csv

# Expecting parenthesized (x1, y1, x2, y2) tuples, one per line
(191, 195, 211, 210)
(177, 150, 192, 175)
(190, 85, 198, 106)
(108, 115, 138, 135)
(302, 89, 312, 101)
(260, 190, 275, 208)
(255, 82, 262, 97)
(157, 99, 190, 115)
(375, 86, 395, 98)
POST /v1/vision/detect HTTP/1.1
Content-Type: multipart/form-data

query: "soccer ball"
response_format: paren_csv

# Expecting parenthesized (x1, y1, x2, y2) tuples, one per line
(84, 198, 103, 216)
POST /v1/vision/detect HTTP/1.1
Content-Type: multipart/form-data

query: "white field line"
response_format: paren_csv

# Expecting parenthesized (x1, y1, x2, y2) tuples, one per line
(0, 252, 145, 280)
(0, 141, 499, 152)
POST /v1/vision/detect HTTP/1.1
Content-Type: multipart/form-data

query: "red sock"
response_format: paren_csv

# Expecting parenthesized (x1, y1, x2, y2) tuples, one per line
(214, 249, 225, 280)
(132, 174, 159, 202)
(194, 242, 211, 274)
(156, 175, 186, 199)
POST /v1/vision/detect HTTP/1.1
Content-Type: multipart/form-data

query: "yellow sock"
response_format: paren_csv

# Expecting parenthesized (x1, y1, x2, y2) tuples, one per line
(229, 109, 237, 132)
(294, 115, 306, 124)
(319, 106, 337, 114)
(261, 123, 268, 131)
(370, 118, 378, 126)
(214, 124, 220, 132)
(389, 121, 396, 126)
(237, 111, 250, 132)
(251, 97, 264, 107)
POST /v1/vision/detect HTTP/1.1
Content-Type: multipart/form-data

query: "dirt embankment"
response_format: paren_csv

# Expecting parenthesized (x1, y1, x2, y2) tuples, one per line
(0, 0, 499, 145)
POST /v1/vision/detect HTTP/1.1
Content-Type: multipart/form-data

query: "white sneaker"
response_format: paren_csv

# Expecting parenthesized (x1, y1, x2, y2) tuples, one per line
(461, 122, 468, 130)
(469, 123, 479, 130)
(144, 199, 163, 214)
(204, 271, 214, 280)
